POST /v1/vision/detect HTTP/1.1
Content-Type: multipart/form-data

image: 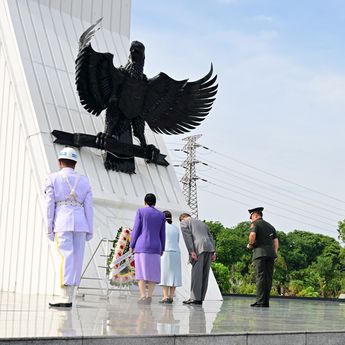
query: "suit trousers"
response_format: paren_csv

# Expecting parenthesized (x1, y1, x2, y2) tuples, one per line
(254, 256, 274, 304)
(55, 231, 86, 287)
(191, 252, 213, 301)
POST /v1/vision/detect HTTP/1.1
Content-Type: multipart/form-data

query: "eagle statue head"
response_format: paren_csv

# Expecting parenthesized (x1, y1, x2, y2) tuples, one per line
(129, 41, 145, 64)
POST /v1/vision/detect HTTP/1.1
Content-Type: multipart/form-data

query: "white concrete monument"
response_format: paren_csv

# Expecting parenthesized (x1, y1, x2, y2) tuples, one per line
(0, 0, 222, 301)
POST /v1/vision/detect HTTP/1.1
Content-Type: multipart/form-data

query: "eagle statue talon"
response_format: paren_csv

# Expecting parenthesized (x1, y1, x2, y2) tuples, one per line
(95, 132, 108, 149)
(145, 144, 160, 163)
(75, 18, 217, 173)
(104, 159, 112, 170)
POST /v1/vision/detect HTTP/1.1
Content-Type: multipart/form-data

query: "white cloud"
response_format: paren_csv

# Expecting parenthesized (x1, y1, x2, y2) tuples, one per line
(254, 15, 276, 23)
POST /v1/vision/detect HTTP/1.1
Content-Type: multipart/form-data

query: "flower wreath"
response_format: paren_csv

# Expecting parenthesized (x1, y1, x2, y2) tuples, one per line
(107, 227, 136, 286)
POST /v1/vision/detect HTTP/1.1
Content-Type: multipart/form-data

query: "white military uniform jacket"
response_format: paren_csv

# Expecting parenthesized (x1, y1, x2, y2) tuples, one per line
(45, 167, 93, 235)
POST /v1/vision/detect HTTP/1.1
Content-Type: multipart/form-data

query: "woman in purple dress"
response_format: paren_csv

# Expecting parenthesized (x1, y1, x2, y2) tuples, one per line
(130, 193, 166, 304)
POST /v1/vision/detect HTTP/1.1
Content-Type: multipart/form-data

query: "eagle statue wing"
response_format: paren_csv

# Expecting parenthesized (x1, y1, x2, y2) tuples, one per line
(142, 65, 217, 134)
(75, 18, 125, 116)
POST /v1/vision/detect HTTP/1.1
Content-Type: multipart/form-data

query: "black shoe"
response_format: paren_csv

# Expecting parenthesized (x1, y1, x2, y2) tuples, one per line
(183, 299, 202, 305)
(137, 297, 147, 304)
(250, 302, 269, 308)
(160, 298, 173, 304)
(49, 302, 72, 308)
(138, 297, 152, 305)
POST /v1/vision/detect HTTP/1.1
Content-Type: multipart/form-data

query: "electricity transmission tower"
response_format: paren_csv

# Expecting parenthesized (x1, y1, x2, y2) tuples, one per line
(180, 134, 202, 218)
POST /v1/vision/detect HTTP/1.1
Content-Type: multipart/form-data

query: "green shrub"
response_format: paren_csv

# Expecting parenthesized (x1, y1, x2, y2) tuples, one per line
(236, 282, 256, 295)
(212, 262, 231, 294)
(297, 286, 320, 298)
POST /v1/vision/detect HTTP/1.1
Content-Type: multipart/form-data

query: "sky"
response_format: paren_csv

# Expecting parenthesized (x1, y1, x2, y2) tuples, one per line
(130, 0, 345, 239)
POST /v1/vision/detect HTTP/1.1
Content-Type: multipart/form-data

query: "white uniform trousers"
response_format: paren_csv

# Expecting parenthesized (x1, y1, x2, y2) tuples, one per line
(55, 231, 86, 286)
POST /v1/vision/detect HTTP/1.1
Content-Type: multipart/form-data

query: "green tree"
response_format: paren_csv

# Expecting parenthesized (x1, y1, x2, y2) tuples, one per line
(311, 254, 343, 297)
(205, 221, 226, 243)
(215, 228, 248, 267)
(337, 219, 345, 244)
(212, 262, 231, 294)
(283, 230, 336, 271)
(273, 254, 288, 295)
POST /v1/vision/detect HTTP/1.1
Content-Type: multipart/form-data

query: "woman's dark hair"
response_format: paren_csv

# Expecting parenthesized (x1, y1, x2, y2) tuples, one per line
(163, 210, 172, 224)
(144, 193, 156, 206)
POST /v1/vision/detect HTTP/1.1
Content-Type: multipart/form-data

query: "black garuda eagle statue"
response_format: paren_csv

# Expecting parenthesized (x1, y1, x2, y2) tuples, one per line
(75, 18, 218, 173)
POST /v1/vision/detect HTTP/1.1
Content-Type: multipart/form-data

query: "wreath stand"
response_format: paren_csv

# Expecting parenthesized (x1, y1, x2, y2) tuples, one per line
(77, 238, 135, 300)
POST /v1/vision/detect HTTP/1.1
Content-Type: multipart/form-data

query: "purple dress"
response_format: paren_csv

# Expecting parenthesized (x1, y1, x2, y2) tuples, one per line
(130, 206, 165, 283)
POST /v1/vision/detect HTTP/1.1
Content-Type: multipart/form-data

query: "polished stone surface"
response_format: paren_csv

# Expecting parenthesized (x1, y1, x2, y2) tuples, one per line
(1, 292, 345, 338)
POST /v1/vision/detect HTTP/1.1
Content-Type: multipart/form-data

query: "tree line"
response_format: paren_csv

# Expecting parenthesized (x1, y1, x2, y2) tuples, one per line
(208, 220, 345, 297)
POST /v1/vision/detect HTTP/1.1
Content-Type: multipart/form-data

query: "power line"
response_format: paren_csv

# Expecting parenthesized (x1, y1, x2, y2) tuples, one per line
(199, 158, 345, 216)
(201, 180, 335, 228)
(199, 173, 338, 224)
(200, 189, 337, 235)
(172, 153, 345, 215)
(199, 169, 344, 218)
(203, 147, 345, 205)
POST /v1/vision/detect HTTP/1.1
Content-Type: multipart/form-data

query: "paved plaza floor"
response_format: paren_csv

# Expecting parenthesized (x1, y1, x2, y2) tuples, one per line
(1, 291, 345, 339)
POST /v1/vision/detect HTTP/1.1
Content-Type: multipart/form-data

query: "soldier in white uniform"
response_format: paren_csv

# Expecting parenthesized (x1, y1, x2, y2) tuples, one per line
(45, 147, 93, 308)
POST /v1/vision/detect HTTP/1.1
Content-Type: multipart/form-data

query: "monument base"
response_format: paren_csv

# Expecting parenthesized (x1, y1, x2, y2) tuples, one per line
(1, 292, 345, 345)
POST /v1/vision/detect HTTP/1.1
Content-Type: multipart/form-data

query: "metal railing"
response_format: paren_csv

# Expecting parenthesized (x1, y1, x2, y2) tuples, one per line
(77, 238, 134, 299)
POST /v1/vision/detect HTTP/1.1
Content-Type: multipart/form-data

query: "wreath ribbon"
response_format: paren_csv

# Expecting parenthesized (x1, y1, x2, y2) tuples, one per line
(108, 227, 136, 286)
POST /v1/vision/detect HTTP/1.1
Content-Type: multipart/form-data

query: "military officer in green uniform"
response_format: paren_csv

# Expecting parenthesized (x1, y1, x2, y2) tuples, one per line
(247, 207, 279, 307)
